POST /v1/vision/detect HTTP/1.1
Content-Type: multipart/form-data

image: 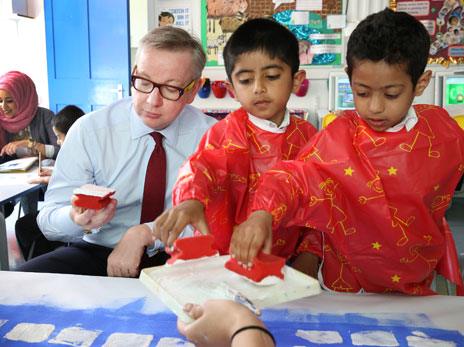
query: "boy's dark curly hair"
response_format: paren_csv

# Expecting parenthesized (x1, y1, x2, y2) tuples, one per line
(346, 8, 430, 87)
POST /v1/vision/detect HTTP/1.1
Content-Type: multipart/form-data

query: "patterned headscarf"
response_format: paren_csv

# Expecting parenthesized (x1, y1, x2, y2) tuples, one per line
(0, 71, 38, 148)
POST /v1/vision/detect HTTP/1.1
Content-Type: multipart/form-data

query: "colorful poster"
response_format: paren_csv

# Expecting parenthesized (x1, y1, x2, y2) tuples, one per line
(201, 0, 343, 66)
(390, 0, 464, 65)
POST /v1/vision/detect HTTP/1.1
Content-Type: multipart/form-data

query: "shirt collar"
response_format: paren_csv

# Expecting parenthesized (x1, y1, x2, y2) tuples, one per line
(130, 103, 180, 144)
(247, 109, 290, 134)
(356, 106, 418, 133)
(385, 106, 418, 132)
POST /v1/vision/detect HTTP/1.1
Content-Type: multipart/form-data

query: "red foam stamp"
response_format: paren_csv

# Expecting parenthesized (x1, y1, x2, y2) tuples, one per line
(225, 252, 285, 283)
(73, 184, 116, 210)
(166, 234, 219, 265)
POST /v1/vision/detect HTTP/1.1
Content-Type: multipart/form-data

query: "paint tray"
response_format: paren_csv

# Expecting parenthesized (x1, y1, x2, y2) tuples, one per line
(139, 255, 321, 322)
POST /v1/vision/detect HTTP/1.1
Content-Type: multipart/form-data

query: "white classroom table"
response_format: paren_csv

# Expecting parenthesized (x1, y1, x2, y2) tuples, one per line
(0, 271, 462, 346)
(0, 170, 42, 270)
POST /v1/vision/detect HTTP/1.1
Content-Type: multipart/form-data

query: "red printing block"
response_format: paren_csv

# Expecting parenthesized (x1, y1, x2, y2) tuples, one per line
(73, 184, 116, 210)
(73, 193, 114, 210)
(225, 252, 285, 283)
(166, 234, 219, 265)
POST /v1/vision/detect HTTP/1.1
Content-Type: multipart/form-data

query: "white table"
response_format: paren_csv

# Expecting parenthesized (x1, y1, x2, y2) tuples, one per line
(0, 271, 462, 346)
(0, 170, 41, 270)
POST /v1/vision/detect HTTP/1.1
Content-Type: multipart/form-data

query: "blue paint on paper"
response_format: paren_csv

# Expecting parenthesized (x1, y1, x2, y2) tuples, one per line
(262, 309, 464, 346)
(0, 300, 463, 346)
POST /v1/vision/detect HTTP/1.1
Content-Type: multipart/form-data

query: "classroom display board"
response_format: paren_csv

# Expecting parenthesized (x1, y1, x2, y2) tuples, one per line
(201, 0, 343, 66)
(390, 0, 464, 65)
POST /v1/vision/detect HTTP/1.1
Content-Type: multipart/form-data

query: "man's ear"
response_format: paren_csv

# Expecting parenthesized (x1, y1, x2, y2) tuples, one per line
(292, 70, 307, 93)
(184, 79, 202, 104)
(414, 70, 432, 97)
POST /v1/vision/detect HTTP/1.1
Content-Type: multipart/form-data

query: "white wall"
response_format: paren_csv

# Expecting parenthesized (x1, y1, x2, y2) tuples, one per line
(0, 0, 49, 107)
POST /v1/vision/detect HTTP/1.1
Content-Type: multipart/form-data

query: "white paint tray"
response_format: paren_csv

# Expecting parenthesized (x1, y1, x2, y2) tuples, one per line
(139, 255, 321, 322)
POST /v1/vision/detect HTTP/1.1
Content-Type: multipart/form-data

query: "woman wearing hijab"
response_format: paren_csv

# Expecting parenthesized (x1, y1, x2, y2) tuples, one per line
(0, 71, 59, 217)
(0, 71, 58, 160)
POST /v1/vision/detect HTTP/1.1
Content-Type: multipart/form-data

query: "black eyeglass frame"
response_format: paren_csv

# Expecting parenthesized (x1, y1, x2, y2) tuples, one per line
(131, 75, 195, 101)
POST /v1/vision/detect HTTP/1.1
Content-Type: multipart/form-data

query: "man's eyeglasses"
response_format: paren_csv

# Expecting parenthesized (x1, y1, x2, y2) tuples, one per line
(131, 75, 195, 101)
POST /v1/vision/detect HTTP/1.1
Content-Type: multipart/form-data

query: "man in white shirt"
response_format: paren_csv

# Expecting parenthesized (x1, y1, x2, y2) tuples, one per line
(18, 25, 216, 277)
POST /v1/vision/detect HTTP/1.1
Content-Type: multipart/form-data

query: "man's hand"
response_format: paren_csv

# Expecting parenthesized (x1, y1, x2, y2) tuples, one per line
(229, 210, 273, 268)
(0, 140, 28, 156)
(107, 224, 153, 277)
(70, 195, 117, 230)
(152, 199, 209, 247)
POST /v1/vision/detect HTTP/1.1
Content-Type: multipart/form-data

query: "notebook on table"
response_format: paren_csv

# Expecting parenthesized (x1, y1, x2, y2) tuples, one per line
(0, 157, 38, 173)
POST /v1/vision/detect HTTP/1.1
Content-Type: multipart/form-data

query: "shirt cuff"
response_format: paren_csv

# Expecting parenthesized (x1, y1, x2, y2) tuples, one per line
(146, 239, 165, 256)
(44, 144, 55, 158)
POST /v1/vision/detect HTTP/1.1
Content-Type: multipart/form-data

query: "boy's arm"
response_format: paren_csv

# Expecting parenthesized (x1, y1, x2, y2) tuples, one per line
(172, 124, 229, 207)
(230, 158, 319, 265)
(152, 199, 209, 247)
(153, 123, 228, 246)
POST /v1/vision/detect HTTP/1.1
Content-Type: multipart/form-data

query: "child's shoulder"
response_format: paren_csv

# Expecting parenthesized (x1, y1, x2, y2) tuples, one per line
(414, 104, 462, 131)
(204, 108, 247, 135)
(413, 104, 447, 118)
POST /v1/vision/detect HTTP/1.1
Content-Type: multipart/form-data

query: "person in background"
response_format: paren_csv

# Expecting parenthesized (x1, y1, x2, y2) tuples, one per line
(15, 105, 85, 261)
(0, 70, 58, 161)
(229, 8, 464, 294)
(178, 299, 275, 347)
(153, 18, 318, 275)
(0, 70, 59, 217)
(16, 26, 216, 277)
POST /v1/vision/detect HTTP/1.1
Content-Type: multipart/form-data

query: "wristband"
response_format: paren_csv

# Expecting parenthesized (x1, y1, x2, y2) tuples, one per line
(230, 325, 275, 346)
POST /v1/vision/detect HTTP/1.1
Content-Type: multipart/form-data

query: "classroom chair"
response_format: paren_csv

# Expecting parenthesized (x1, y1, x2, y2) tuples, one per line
(453, 114, 464, 130)
(321, 112, 337, 129)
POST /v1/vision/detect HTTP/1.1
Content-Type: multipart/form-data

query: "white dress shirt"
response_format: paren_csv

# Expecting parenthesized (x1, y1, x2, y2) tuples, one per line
(38, 98, 216, 248)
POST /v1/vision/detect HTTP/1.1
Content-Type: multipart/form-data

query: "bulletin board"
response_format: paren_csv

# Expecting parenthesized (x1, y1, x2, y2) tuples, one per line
(390, 0, 464, 65)
(201, 0, 344, 67)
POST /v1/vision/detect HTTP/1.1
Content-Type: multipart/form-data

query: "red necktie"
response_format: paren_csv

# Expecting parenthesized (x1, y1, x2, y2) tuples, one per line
(140, 132, 166, 223)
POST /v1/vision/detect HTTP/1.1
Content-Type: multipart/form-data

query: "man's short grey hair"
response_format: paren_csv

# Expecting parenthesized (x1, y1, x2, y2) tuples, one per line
(136, 26, 206, 80)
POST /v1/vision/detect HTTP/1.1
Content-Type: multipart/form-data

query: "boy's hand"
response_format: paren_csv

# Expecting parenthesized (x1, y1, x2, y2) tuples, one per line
(229, 210, 273, 267)
(28, 168, 53, 184)
(152, 199, 209, 247)
(70, 195, 117, 231)
(28, 176, 51, 185)
(38, 168, 53, 177)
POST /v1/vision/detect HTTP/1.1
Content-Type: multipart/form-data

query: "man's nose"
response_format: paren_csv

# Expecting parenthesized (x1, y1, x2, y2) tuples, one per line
(368, 95, 384, 114)
(147, 87, 163, 106)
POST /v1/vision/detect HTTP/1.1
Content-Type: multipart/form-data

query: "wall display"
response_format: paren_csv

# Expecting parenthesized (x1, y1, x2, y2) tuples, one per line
(202, 0, 343, 66)
(390, 0, 464, 65)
